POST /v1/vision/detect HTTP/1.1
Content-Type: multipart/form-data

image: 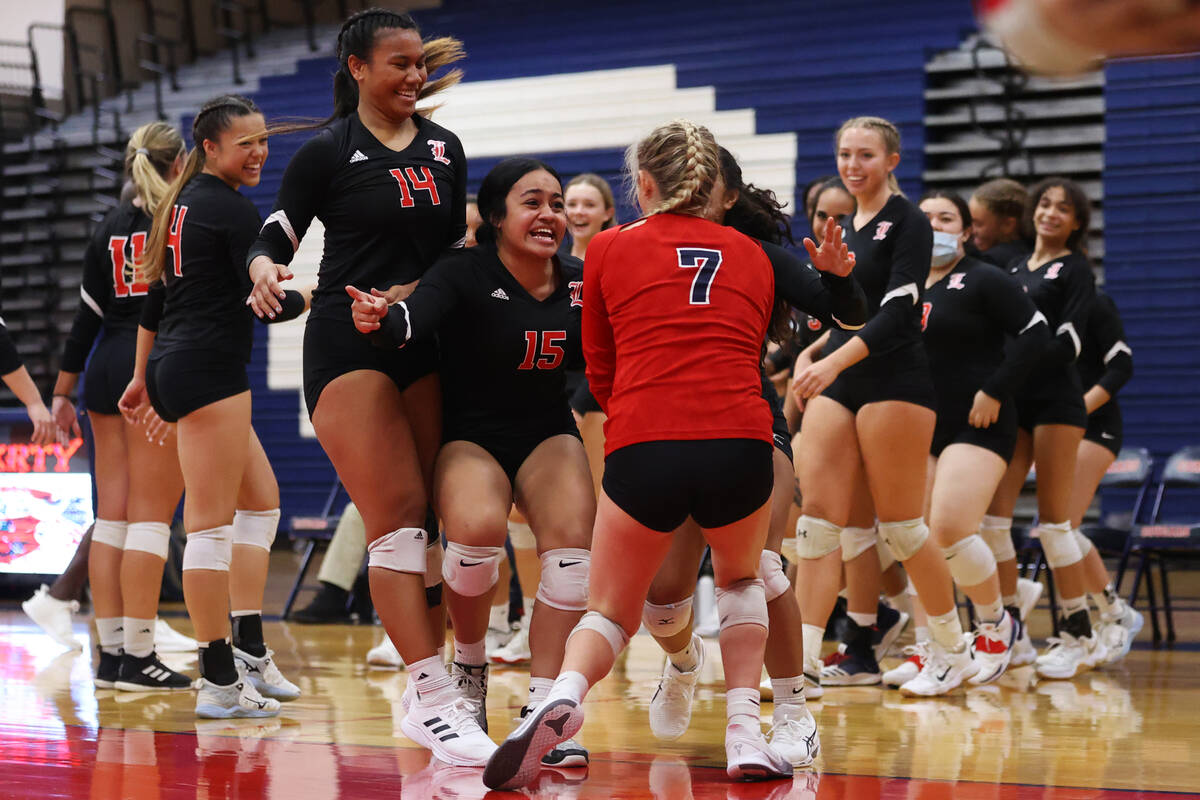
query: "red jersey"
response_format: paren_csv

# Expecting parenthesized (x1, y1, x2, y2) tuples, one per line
(582, 213, 775, 455)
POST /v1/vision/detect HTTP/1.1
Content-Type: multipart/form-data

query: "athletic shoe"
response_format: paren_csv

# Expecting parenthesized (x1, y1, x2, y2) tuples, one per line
(153, 618, 197, 653)
(1017, 577, 1043, 622)
(873, 604, 910, 662)
(724, 721, 793, 781)
(822, 649, 849, 667)
(648, 632, 705, 740)
(1008, 605, 1037, 667)
(94, 650, 122, 689)
(516, 704, 590, 768)
(489, 623, 530, 665)
(1083, 630, 1109, 669)
(765, 705, 819, 767)
(233, 647, 301, 701)
(485, 611, 517, 656)
(114, 651, 193, 692)
(483, 698, 584, 789)
(1035, 633, 1093, 679)
(22, 585, 83, 650)
(820, 620, 880, 686)
(802, 654, 824, 700)
(366, 633, 404, 669)
(969, 611, 1017, 685)
(403, 689, 499, 768)
(290, 583, 352, 624)
(899, 638, 978, 697)
(883, 648, 924, 688)
(1099, 602, 1144, 665)
(449, 661, 489, 733)
(195, 677, 280, 719)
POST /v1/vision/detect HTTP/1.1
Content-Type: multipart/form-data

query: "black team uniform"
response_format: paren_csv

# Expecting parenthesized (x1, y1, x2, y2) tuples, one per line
(975, 239, 1030, 269)
(1078, 291, 1133, 456)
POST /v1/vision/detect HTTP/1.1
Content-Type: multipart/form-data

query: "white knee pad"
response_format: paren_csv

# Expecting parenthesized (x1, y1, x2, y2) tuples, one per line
(794, 515, 842, 559)
(441, 541, 504, 596)
(1038, 521, 1084, 569)
(642, 596, 693, 638)
(758, 550, 791, 602)
(181, 525, 233, 572)
(568, 610, 630, 658)
(943, 534, 998, 587)
(232, 508, 280, 552)
(124, 522, 171, 559)
(1073, 528, 1094, 558)
(367, 527, 428, 574)
(780, 536, 799, 563)
(877, 539, 896, 572)
(425, 536, 444, 589)
(840, 525, 878, 562)
(715, 577, 769, 630)
(879, 518, 930, 562)
(980, 518, 1017, 563)
(92, 519, 128, 549)
(536, 548, 590, 611)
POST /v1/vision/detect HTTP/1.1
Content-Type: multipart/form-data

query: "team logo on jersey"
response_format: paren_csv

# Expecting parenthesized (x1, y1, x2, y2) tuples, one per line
(873, 221, 893, 241)
(568, 280, 583, 309)
(1045, 262, 1064, 279)
(491, 288, 510, 301)
(947, 273, 966, 290)
(427, 140, 451, 165)
(349, 149, 368, 164)
(806, 317, 822, 331)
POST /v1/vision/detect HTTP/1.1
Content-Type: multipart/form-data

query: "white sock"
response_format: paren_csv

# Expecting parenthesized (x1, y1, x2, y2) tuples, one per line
(96, 617, 124, 656)
(546, 671, 589, 705)
(527, 676, 553, 710)
(122, 617, 155, 658)
(914, 626, 929, 644)
(725, 686, 761, 727)
(977, 599, 1005, 624)
(409, 654, 452, 699)
(453, 637, 486, 666)
(802, 624, 824, 665)
(668, 636, 700, 673)
(887, 588, 914, 619)
(770, 675, 807, 711)
(928, 608, 965, 653)
(1002, 593, 1020, 609)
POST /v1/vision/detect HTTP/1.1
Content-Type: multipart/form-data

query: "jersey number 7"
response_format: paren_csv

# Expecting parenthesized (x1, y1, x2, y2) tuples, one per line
(677, 248, 723, 305)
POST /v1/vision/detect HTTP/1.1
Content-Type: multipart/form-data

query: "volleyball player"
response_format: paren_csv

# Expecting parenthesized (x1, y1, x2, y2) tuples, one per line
(243, 9, 494, 762)
(791, 117, 979, 696)
(0, 319, 56, 445)
(968, 178, 1031, 268)
(984, 177, 1100, 680)
(349, 157, 594, 768)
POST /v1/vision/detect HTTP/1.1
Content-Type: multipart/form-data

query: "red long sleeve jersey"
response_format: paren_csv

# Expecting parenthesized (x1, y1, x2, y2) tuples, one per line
(582, 213, 775, 455)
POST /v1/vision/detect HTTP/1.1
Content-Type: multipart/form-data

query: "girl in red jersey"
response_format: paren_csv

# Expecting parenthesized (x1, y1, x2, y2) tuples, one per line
(482, 121, 855, 790)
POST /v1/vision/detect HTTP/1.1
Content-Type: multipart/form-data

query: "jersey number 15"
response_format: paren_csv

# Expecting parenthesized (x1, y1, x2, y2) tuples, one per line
(677, 248, 723, 305)
(519, 331, 566, 370)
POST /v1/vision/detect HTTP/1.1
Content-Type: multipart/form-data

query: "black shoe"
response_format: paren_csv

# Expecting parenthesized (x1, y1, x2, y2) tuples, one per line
(94, 650, 121, 689)
(291, 583, 352, 624)
(1060, 608, 1093, 639)
(826, 595, 848, 641)
(872, 602, 910, 661)
(821, 619, 881, 686)
(114, 651, 193, 692)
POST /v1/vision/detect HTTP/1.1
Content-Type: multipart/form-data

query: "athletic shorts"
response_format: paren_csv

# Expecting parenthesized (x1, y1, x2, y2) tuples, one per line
(602, 438, 773, 533)
(760, 369, 792, 462)
(83, 330, 136, 416)
(1015, 367, 1087, 432)
(931, 395, 1018, 462)
(303, 314, 438, 418)
(1084, 402, 1122, 457)
(447, 409, 581, 484)
(822, 343, 937, 414)
(146, 349, 249, 424)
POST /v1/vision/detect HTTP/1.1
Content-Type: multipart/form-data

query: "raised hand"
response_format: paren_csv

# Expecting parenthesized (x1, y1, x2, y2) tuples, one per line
(803, 217, 856, 278)
(247, 256, 294, 320)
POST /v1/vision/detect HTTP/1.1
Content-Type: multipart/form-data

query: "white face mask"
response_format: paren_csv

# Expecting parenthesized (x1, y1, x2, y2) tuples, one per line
(931, 230, 961, 267)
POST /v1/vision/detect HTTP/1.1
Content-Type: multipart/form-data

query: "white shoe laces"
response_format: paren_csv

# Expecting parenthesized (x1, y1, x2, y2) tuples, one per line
(440, 696, 485, 735)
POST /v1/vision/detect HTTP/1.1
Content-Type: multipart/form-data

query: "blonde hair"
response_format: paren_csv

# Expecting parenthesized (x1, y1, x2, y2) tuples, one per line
(836, 115, 902, 195)
(125, 121, 184, 217)
(626, 119, 719, 217)
(566, 172, 617, 229)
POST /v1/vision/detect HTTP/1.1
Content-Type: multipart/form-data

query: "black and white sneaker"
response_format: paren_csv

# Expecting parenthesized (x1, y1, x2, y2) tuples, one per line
(449, 661, 488, 733)
(94, 650, 122, 689)
(483, 698, 584, 790)
(520, 705, 589, 768)
(114, 651, 193, 692)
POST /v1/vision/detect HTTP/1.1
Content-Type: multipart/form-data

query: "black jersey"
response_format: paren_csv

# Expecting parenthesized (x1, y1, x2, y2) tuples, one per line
(377, 246, 582, 438)
(0, 311, 19, 376)
(249, 113, 467, 323)
(61, 202, 154, 373)
(1006, 250, 1096, 375)
(760, 241, 867, 331)
(975, 239, 1030, 269)
(922, 256, 1047, 407)
(828, 194, 933, 357)
(1078, 291, 1133, 399)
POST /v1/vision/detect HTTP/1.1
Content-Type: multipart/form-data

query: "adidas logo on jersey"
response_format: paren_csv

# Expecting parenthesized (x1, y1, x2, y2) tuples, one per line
(491, 288, 510, 301)
(349, 150, 368, 164)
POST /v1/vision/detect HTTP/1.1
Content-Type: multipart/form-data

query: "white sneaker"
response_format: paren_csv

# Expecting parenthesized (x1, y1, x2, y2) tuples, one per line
(1100, 602, 1144, 665)
(1083, 630, 1109, 669)
(21, 585, 83, 650)
(899, 638, 978, 697)
(1035, 633, 1093, 679)
(402, 689, 499, 768)
(802, 654, 824, 700)
(488, 623, 530, 665)
(883, 647, 925, 687)
(154, 618, 197, 653)
(233, 647, 301, 701)
(483, 698, 584, 790)
(485, 605, 517, 656)
(520, 705, 589, 768)
(648, 632, 705, 740)
(367, 633, 404, 669)
(449, 661, 488, 733)
(1010, 618, 1037, 667)
(1017, 577, 1043, 622)
(765, 705, 819, 767)
(969, 611, 1017, 685)
(724, 721, 793, 781)
(195, 677, 280, 719)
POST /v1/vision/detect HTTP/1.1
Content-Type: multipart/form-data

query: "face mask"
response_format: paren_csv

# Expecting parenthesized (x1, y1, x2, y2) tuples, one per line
(931, 230, 961, 267)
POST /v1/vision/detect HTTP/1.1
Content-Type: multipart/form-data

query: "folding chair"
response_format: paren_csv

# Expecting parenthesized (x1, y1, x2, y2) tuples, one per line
(282, 478, 348, 620)
(1078, 446, 1154, 593)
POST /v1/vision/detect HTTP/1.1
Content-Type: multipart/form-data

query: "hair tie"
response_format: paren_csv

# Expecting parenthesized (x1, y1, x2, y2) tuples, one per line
(135, 148, 150, 156)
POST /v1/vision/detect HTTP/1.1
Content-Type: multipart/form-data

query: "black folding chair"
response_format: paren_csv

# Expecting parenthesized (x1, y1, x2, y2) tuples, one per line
(282, 478, 348, 620)
(1079, 446, 1154, 593)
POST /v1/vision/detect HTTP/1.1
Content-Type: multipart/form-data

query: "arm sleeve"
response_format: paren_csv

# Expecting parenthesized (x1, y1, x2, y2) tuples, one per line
(581, 237, 617, 412)
(760, 241, 867, 330)
(1091, 294, 1134, 396)
(246, 130, 338, 268)
(980, 270, 1051, 399)
(1045, 256, 1096, 367)
(139, 284, 165, 332)
(0, 314, 21, 375)
(854, 211, 933, 353)
(373, 254, 464, 347)
(60, 238, 110, 373)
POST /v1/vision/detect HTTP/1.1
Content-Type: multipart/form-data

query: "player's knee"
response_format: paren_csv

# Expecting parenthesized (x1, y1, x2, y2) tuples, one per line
(794, 515, 842, 560)
(943, 534, 998, 587)
(182, 525, 233, 572)
(424, 536, 445, 589)
(93, 519, 128, 550)
(877, 539, 897, 572)
(232, 508, 280, 551)
(840, 525, 878, 562)
(878, 518, 930, 562)
(758, 550, 791, 602)
(980, 516, 1017, 563)
(715, 577, 768, 630)
(441, 541, 505, 596)
(536, 548, 590, 611)
(642, 596, 693, 638)
(367, 527, 428, 574)
(124, 522, 171, 560)
(1039, 521, 1084, 569)
(568, 610, 630, 658)
(1073, 527, 1094, 558)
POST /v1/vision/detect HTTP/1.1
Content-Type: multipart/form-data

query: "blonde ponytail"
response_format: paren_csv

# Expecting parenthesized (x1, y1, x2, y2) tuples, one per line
(125, 121, 184, 216)
(627, 119, 719, 218)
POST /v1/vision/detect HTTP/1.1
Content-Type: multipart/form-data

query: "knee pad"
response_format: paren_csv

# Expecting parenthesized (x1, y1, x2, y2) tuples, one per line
(367, 527, 428, 574)
(92, 519, 128, 550)
(124, 522, 171, 559)
(536, 548, 590, 611)
(441, 541, 504, 597)
(425, 536, 444, 589)
(794, 515, 841, 560)
(1073, 527, 1094, 558)
(1038, 521, 1084, 569)
(878, 518, 930, 562)
(840, 525, 878, 562)
(780, 536, 799, 563)
(715, 577, 769, 630)
(943, 534, 998, 587)
(980, 518, 1017, 563)
(232, 508, 280, 552)
(758, 550, 791, 602)
(877, 539, 896, 572)
(568, 610, 630, 658)
(181, 525, 233, 572)
(642, 596, 693, 638)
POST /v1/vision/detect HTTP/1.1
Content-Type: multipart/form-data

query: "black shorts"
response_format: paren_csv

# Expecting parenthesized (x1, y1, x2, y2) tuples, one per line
(303, 314, 438, 417)
(602, 438, 773, 533)
(146, 350, 249, 424)
(83, 330, 136, 416)
(822, 344, 937, 414)
(448, 410, 581, 484)
(760, 370, 792, 463)
(1015, 368, 1087, 431)
(931, 395, 1018, 462)
(1084, 402, 1122, 457)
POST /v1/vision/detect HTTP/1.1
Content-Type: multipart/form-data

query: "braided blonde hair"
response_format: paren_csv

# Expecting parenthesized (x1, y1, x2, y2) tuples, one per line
(125, 121, 184, 216)
(626, 119, 719, 217)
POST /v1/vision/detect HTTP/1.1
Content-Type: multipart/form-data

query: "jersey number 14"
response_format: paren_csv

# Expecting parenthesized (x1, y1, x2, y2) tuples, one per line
(389, 167, 441, 207)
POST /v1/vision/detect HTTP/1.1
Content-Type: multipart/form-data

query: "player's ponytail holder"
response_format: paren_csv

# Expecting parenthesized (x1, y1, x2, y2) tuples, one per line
(135, 148, 150, 156)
